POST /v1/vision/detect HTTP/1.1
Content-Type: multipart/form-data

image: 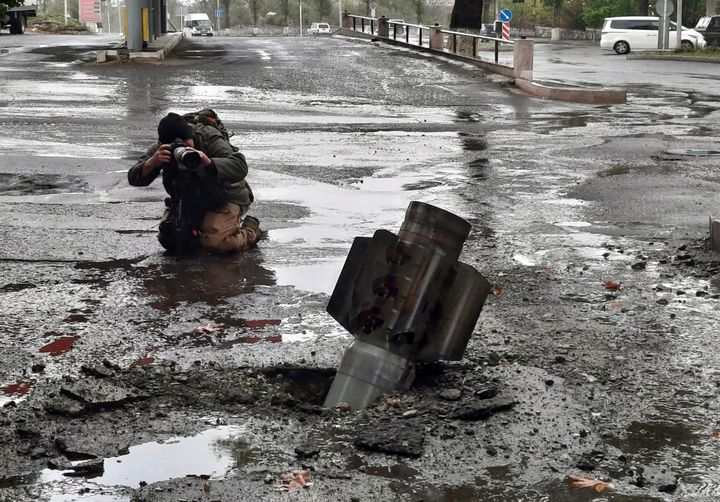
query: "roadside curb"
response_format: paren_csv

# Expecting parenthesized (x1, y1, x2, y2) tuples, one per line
(96, 32, 183, 63)
(338, 29, 626, 105)
(628, 52, 720, 63)
(514, 78, 626, 104)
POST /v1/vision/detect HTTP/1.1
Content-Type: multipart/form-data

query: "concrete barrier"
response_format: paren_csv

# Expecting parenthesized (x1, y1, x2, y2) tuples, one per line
(513, 78, 626, 104)
(378, 17, 389, 38)
(711, 215, 720, 252)
(97, 32, 183, 63)
(513, 40, 533, 80)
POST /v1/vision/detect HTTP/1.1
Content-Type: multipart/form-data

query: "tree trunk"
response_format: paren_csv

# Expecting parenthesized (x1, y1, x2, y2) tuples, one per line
(414, 0, 423, 24)
(637, 0, 649, 15)
(450, 0, 483, 30)
(282, 0, 288, 25)
(707, 0, 718, 15)
(221, 0, 230, 28)
(449, 0, 484, 57)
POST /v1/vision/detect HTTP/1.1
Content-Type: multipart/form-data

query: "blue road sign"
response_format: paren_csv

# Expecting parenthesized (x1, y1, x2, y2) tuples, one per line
(499, 8, 512, 22)
(216, 9, 223, 17)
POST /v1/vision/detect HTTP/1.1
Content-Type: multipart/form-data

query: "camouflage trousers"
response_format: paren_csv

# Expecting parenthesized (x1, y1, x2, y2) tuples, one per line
(199, 202, 262, 254)
(158, 202, 262, 255)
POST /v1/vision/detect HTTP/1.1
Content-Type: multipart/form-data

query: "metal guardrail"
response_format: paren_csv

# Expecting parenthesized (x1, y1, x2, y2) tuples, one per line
(345, 15, 513, 65)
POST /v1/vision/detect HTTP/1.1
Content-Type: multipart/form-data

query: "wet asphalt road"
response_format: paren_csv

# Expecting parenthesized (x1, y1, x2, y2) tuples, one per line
(1, 32, 720, 501)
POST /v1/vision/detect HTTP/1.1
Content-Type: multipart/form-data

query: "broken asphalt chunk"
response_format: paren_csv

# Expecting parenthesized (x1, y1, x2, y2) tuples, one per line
(64, 458, 104, 478)
(354, 419, 425, 458)
(60, 380, 146, 411)
(294, 444, 320, 459)
(80, 364, 113, 378)
(452, 397, 516, 421)
(44, 396, 85, 417)
(54, 437, 98, 461)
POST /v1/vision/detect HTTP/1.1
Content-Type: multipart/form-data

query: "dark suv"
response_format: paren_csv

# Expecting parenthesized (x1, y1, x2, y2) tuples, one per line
(694, 15, 720, 46)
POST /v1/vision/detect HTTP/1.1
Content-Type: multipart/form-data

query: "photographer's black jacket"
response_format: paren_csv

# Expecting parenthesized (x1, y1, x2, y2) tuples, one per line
(128, 123, 253, 207)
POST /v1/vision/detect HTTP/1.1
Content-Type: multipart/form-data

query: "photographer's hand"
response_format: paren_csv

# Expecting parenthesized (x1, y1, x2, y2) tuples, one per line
(195, 149, 212, 168)
(142, 144, 172, 177)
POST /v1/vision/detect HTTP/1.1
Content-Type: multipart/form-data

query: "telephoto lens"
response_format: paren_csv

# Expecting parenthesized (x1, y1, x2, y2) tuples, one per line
(170, 139, 202, 170)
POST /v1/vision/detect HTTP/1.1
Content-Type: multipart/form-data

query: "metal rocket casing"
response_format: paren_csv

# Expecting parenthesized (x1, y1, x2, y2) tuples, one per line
(324, 202, 492, 409)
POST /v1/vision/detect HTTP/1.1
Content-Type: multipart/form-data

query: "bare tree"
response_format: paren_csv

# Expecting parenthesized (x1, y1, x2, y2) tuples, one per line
(448, 0, 484, 56)
(221, 0, 231, 28)
(247, 0, 259, 24)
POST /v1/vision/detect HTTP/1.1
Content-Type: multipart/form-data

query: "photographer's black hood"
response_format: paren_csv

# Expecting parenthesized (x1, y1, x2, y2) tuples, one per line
(158, 113, 195, 144)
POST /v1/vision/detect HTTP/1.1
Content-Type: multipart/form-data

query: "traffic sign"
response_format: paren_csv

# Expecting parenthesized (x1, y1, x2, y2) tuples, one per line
(216, 9, 222, 17)
(655, 0, 674, 17)
(369, 2, 377, 10)
(499, 8, 512, 22)
(502, 21, 510, 40)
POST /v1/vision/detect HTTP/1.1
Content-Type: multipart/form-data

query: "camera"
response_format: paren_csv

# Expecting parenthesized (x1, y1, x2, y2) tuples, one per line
(169, 138, 202, 171)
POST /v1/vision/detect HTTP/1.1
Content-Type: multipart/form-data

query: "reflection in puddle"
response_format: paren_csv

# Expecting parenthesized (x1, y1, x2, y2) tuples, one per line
(41, 426, 244, 488)
(512, 254, 536, 266)
(271, 259, 345, 294)
(137, 254, 276, 310)
(50, 495, 129, 502)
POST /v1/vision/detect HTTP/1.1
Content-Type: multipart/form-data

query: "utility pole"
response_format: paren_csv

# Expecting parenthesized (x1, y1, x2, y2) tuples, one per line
(299, 0, 303, 36)
(676, 0, 683, 49)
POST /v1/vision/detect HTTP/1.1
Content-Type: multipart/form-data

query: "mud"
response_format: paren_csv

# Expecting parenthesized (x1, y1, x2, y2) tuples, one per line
(1, 34, 720, 501)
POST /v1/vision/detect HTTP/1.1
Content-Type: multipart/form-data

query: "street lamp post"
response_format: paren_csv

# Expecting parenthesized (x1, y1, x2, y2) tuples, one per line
(299, 0, 303, 36)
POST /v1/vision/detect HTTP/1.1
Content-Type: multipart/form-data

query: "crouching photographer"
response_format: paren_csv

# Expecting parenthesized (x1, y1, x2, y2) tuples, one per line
(128, 111, 262, 255)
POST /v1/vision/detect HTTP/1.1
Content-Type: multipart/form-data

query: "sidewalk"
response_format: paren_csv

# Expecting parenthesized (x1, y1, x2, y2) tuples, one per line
(96, 31, 183, 62)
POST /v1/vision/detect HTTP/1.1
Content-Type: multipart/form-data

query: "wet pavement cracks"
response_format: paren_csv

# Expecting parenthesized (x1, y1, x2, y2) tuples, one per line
(0, 34, 720, 501)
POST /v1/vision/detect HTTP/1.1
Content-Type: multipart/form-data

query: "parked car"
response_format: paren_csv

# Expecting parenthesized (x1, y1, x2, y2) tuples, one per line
(480, 23, 498, 39)
(307, 22, 331, 35)
(389, 19, 405, 36)
(600, 16, 706, 54)
(694, 15, 720, 47)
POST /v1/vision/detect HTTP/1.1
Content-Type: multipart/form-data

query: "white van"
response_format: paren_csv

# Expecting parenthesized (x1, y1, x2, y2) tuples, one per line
(600, 16, 706, 54)
(184, 13, 214, 36)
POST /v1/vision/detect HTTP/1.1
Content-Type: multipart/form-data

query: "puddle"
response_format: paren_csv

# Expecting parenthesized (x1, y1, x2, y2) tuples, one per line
(665, 148, 720, 157)
(136, 255, 276, 310)
(271, 260, 344, 294)
(354, 174, 444, 193)
(40, 426, 245, 488)
(512, 254, 536, 266)
(49, 495, 129, 502)
(346, 454, 420, 479)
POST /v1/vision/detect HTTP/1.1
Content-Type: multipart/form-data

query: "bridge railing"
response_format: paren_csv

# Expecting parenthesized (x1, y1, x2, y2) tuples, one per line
(343, 14, 514, 65)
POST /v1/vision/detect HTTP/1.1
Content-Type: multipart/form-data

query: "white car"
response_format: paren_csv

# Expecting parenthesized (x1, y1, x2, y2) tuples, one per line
(600, 16, 706, 54)
(307, 22, 331, 35)
(389, 19, 406, 35)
